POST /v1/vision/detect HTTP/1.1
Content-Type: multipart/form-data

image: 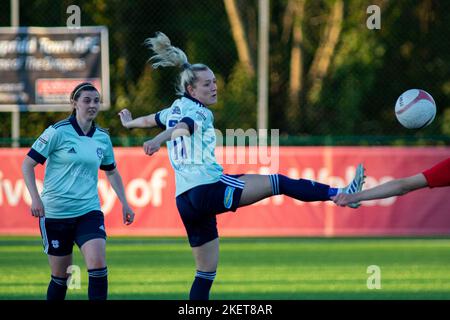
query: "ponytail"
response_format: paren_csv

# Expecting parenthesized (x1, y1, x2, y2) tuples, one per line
(144, 32, 210, 95)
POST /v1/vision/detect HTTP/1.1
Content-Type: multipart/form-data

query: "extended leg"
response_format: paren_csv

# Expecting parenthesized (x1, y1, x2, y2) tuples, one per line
(237, 164, 365, 208)
(238, 174, 331, 207)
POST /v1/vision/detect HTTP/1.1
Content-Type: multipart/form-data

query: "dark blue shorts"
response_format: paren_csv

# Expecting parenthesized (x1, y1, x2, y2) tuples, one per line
(176, 174, 245, 247)
(39, 210, 107, 256)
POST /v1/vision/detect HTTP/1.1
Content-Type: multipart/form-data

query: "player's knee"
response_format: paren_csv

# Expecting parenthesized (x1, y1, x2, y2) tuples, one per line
(49, 259, 72, 278)
(90, 260, 106, 270)
(51, 270, 70, 278)
(194, 251, 218, 271)
(86, 256, 106, 270)
(196, 261, 217, 272)
(194, 253, 218, 272)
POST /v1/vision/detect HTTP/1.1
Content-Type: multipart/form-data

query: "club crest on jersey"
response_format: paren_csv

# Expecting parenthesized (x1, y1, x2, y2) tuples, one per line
(172, 106, 181, 115)
(224, 186, 235, 209)
(96, 148, 104, 160)
(51, 240, 59, 248)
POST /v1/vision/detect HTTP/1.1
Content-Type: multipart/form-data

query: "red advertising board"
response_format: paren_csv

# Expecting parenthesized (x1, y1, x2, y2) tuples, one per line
(1, 147, 449, 236)
(35, 78, 102, 104)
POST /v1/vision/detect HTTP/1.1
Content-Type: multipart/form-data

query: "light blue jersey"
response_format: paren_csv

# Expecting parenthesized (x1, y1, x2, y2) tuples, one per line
(155, 94, 223, 196)
(28, 115, 116, 218)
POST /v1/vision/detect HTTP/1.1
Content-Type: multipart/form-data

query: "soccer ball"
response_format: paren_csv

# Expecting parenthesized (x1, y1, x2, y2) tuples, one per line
(395, 89, 436, 129)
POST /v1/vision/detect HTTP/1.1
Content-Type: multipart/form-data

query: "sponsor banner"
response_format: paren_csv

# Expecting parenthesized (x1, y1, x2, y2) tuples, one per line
(0, 26, 109, 111)
(35, 78, 102, 104)
(0, 147, 449, 236)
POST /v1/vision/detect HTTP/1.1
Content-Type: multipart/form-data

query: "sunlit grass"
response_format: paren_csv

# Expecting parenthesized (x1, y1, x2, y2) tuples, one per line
(0, 237, 449, 300)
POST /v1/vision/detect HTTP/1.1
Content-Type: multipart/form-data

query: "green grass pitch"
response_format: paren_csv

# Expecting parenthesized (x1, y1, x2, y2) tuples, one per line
(0, 236, 449, 300)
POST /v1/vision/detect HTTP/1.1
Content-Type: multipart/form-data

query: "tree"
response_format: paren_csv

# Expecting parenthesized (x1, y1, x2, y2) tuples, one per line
(224, 0, 255, 75)
(283, 0, 306, 132)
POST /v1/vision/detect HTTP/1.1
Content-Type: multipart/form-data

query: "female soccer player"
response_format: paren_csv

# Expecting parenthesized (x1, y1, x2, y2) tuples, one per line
(22, 82, 135, 300)
(333, 157, 450, 206)
(118, 32, 365, 300)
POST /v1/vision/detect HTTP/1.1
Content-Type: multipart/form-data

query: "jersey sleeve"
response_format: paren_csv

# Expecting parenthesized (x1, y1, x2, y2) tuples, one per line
(182, 106, 210, 132)
(100, 137, 116, 171)
(422, 157, 450, 188)
(27, 126, 59, 164)
(155, 107, 171, 130)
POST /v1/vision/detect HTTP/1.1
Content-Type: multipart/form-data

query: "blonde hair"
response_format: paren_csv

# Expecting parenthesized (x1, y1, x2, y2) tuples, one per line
(144, 32, 210, 96)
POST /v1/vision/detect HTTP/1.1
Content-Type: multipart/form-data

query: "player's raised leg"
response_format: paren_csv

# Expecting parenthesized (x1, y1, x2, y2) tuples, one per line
(238, 164, 365, 207)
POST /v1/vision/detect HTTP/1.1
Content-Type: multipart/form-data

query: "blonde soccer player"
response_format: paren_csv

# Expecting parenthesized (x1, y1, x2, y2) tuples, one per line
(119, 32, 365, 300)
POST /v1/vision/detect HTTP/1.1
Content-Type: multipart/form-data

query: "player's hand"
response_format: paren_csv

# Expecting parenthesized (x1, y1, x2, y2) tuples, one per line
(122, 205, 135, 225)
(118, 109, 133, 129)
(331, 193, 353, 207)
(30, 198, 45, 217)
(143, 139, 160, 156)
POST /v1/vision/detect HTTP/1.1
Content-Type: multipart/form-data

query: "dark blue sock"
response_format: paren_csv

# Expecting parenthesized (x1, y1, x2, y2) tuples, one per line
(189, 270, 216, 300)
(270, 174, 331, 201)
(47, 275, 68, 300)
(88, 267, 108, 300)
(328, 188, 339, 198)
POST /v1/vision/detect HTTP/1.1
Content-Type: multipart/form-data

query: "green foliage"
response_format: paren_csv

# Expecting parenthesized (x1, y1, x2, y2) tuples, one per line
(317, 10, 385, 135)
(442, 108, 450, 136)
(1, 0, 449, 145)
(214, 63, 257, 130)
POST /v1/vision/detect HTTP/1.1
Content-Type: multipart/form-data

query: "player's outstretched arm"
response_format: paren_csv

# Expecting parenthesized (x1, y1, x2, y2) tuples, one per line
(333, 173, 428, 207)
(118, 109, 158, 129)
